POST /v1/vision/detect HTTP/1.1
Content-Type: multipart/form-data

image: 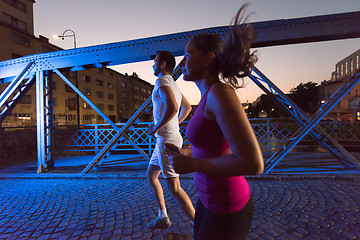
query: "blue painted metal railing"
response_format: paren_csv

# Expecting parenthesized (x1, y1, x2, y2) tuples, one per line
(65, 118, 360, 155)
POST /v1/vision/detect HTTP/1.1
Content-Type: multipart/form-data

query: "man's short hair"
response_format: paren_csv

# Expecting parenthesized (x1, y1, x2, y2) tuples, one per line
(156, 51, 176, 73)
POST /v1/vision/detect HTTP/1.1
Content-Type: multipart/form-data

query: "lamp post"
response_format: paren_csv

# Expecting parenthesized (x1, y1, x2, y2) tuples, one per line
(56, 29, 80, 128)
(57, 29, 77, 48)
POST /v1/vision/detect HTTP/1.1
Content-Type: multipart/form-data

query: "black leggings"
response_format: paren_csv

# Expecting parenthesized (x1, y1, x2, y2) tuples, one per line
(194, 194, 254, 240)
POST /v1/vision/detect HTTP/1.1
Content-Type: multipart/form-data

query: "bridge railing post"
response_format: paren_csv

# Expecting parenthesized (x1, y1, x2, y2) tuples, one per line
(95, 125, 99, 154)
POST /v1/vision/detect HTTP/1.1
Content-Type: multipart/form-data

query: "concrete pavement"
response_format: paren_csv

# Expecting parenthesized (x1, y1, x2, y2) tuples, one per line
(0, 153, 359, 239)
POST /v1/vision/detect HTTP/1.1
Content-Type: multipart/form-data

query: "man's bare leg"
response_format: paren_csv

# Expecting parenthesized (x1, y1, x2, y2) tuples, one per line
(146, 164, 166, 211)
(166, 177, 195, 221)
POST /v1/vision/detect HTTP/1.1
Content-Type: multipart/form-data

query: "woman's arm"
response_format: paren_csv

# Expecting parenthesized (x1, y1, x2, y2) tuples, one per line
(171, 83, 263, 176)
(201, 83, 263, 175)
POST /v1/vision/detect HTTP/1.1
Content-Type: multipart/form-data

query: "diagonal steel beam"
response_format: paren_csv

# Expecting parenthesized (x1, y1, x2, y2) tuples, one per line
(0, 75, 36, 124)
(82, 66, 183, 173)
(0, 61, 35, 107)
(263, 71, 360, 173)
(82, 97, 152, 173)
(249, 67, 359, 168)
(54, 69, 150, 162)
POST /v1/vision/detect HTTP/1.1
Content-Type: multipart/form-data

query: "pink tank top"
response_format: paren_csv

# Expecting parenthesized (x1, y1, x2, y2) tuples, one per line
(186, 83, 250, 214)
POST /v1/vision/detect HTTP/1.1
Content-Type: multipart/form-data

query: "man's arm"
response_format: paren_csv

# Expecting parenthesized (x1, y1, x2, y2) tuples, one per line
(147, 86, 178, 135)
(178, 94, 192, 124)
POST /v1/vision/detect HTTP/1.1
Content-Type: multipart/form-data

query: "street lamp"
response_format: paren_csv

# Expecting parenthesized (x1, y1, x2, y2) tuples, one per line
(56, 29, 77, 49)
(55, 29, 80, 128)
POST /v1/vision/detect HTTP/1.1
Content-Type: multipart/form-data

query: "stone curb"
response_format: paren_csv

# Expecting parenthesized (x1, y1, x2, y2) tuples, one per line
(0, 173, 359, 180)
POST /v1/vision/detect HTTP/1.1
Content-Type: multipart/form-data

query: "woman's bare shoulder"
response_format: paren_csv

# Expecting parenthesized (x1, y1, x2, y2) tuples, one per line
(209, 82, 237, 100)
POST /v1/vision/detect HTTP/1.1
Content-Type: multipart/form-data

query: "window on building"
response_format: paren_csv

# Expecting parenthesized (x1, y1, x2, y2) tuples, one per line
(107, 82, 113, 89)
(96, 79, 103, 86)
(134, 85, 140, 91)
(82, 75, 90, 83)
(83, 114, 92, 121)
(83, 88, 91, 96)
(120, 103, 126, 112)
(96, 91, 104, 98)
(134, 95, 140, 100)
(96, 68, 103, 75)
(2, 12, 12, 24)
(121, 92, 127, 98)
(65, 84, 74, 93)
(3, 12, 26, 31)
(331, 73, 335, 80)
(12, 33, 30, 47)
(147, 90, 152, 94)
(62, 70, 75, 79)
(2, 0, 27, 12)
(97, 103, 104, 110)
(69, 71, 75, 79)
(17, 20, 26, 31)
(341, 64, 343, 76)
(350, 59, 354, 72)
(14, 113, 31, 120)
(108, 72, 114, 78)
(65, 98, 76, 110)
(345, 62, 348, 74)
(17, 1, 26, 12)
(108, 105, 114, 111)
(120, 81, 127, 88)
(357, 56, 359, 70)
(83, 102, 91, 109)
(66, 114, 76, 121)
(19, 94, 31, 104)
(108, 94, 114, 100)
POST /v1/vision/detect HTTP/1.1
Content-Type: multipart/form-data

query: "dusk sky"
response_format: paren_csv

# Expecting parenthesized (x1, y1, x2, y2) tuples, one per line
(34, 0, 360, 104)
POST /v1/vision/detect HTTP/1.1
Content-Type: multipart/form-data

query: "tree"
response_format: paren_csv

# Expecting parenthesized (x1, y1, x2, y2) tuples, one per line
(289, 81, 319, 113)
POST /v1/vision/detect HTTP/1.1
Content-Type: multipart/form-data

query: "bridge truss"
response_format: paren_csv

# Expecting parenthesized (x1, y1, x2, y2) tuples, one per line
(1, 11, 360, 173)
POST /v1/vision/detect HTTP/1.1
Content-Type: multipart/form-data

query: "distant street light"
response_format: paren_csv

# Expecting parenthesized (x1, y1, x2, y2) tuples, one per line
(54, 29, 80, 128)
(55, 29, 77, 49)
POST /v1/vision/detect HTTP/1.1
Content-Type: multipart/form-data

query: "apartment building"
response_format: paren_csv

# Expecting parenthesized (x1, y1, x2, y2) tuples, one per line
(320, 49, 360, 121)
(0, 0, 153, 127)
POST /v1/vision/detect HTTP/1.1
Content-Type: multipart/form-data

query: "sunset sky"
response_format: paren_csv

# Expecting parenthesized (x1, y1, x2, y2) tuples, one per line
(34, 0, 360, 104)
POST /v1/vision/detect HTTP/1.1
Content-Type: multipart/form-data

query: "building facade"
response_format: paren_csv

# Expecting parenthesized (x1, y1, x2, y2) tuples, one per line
(0, 0, 153, 127)
(320, 49, 360, 121)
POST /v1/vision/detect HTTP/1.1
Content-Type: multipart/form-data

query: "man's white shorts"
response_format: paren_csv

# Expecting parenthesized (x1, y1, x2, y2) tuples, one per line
(149, 136, 182, 179)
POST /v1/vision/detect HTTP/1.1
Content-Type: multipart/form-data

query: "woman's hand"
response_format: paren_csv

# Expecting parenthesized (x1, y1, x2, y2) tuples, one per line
(164, 143, 181, 155)
(164, 143, 196, 174)
(169, 154, 196, 174)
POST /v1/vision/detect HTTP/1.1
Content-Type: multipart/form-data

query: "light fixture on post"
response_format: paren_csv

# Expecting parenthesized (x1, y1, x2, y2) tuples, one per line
(55, 29, 80, 128)
(56, 29, 77, 49)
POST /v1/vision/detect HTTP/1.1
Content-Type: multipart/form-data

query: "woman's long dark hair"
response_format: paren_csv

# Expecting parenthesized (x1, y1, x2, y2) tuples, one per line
(190, 4, 257, 88)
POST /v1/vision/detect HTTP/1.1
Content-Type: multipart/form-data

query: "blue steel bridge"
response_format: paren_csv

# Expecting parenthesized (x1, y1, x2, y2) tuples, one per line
(1, 11, 360, 174)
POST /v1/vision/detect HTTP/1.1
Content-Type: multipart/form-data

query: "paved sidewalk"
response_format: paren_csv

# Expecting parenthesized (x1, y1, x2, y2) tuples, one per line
(0, 153, 359, 239)
(0, 174, 359, 239)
